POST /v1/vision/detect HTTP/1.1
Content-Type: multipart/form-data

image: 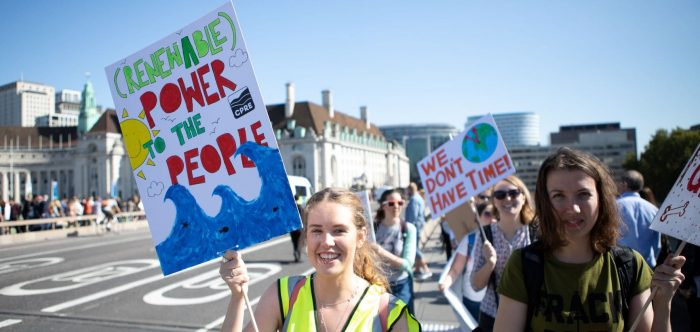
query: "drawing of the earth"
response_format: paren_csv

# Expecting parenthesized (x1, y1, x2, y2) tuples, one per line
(462, 123, 498, 163)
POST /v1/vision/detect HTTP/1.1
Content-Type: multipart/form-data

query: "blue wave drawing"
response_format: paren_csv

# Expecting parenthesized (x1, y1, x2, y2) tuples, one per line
(155, 142, 302, 275)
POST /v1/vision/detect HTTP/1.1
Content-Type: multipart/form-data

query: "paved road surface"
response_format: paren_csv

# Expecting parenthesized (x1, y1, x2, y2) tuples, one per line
(0, 222, 461, 331)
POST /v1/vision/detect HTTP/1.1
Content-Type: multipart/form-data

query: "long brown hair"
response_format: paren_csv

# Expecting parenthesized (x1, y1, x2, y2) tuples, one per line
(492, 175, 535, 225)
(535, 147, 620, 253)
(304, 187, 390, 290)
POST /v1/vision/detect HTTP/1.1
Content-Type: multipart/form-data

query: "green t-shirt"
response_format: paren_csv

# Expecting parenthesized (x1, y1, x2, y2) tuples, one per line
(498, 248, 652, 332)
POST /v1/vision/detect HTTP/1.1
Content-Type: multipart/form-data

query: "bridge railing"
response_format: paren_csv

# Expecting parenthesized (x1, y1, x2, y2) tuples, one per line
(0, 211, 148, 244)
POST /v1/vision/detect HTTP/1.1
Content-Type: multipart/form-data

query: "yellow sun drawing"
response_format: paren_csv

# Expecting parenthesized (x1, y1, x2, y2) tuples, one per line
(120, 108, 160, 180)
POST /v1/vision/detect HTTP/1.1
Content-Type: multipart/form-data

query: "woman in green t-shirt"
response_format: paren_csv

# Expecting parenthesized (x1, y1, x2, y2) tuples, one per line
(494, 147, 685, 332)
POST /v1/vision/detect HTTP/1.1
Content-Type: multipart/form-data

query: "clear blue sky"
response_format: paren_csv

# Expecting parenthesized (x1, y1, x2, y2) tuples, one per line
(1, 0, 698, 155)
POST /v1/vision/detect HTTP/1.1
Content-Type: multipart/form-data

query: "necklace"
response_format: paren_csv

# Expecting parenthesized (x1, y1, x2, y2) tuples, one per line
(316, 283, 360, 332)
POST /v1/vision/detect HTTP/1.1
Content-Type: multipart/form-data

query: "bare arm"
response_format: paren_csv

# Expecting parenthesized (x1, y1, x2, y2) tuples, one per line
(219, 251, 282, 332)
(493, 295, 527, 331)
(649, 255, 686, 332)
(439, 253, 467, 291)
(471, 241, 497, 291)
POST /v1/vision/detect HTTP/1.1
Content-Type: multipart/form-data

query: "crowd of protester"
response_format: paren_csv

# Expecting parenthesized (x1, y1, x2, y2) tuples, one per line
(0, 193, 143, 234)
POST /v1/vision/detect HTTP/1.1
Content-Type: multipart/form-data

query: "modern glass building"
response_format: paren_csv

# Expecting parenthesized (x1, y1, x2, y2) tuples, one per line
(466, 112, 540, 148)
(379, 124, 460, 185)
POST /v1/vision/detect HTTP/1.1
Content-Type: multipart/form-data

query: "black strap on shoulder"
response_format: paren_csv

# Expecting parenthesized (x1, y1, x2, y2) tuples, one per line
(521, 241, 545, 330)
(610, 246, 637, 323)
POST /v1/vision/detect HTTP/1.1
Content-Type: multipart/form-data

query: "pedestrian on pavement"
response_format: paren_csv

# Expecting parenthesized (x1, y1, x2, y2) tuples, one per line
(439, 200, 497, 320)
(289, 194, 304, 262)
(405, 182, 432, 281)
(471, 175, 535, 332)
(495, 147, 686, 332)
(374, 188, 419, 314)
(617, 170, 662, 267)
(219, 187, 420, 332)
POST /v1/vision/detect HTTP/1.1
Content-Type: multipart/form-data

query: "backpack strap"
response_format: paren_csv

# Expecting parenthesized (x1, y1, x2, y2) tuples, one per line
(521, 241, 545, 330)
(610, 246, 637, 323)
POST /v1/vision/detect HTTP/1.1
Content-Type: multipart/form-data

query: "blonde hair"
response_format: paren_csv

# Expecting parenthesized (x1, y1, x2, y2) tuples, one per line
(304, 187, 390, 291)
(492, 175, 535, 225)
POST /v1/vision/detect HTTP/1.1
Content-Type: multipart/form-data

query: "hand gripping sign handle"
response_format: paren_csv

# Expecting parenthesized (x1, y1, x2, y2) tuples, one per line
(221, 250, 259, 332)
(627, 240, 686, 332)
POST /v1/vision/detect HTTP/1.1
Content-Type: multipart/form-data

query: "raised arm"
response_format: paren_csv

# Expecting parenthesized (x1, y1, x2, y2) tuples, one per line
(219, 250, 282, 332)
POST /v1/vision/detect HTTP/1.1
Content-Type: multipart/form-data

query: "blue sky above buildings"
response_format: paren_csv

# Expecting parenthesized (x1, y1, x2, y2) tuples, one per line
(0, 0, 698, 155)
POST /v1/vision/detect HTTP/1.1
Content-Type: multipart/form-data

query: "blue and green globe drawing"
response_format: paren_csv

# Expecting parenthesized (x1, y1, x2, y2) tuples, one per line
(462, 123, 498, 163)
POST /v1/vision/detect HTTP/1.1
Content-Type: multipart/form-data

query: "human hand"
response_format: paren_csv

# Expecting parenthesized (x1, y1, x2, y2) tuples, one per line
(483, 241, 497, 266)
(438, 281, 450, 292)
(651, 255, 686, 305)
(219, 250, 250, 297)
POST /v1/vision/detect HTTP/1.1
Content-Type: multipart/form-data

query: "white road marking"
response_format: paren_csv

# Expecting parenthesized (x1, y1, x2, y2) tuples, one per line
(0, 257, 64, 275)
(40, 236, 289, 313)
(143, 263, 281, 305)
(1, 259, 159, 296)
(0, 319, 22, 328)
(0, 235, 152, 263)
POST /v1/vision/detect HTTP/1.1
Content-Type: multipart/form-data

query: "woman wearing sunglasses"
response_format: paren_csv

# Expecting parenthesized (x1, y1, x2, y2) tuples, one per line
(439, 200, 497, 320)
(373, 188, 418, 314)
(471, 175, 536, 331)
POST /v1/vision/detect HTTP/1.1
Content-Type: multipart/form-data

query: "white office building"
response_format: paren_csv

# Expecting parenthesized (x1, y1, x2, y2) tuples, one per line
(0, 81, 55, 127)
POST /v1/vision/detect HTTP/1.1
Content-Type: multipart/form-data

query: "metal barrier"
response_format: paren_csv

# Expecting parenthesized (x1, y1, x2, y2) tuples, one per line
(0, 211, 148, 244)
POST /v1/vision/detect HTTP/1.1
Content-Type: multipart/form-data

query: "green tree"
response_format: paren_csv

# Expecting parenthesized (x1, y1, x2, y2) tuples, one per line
(625, 128, 700, 202)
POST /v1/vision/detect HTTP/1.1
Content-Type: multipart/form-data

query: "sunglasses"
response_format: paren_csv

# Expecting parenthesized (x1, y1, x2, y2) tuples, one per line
(493, 189, 521, 200)
(477, 194, 490, 201)
(382, 201, 404, 207)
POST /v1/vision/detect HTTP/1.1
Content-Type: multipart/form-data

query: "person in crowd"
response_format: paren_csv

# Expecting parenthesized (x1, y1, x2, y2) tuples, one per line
(440, 200, 497, 320)
(374, 188, 419, 314)
(617, 170, 661, 267)
(471, 175, 535, 331)
(101, 196, 121, 231)
(440, 217, 457, 260)
(127, 194, 142, 212)
(495, 147, 686, 331)
(289, 194, 304, 262)
(219, 187, 420, 331)
(405, 182, 432, 281)
(639, 187, 659, 207)
(0, 200, 5, 235)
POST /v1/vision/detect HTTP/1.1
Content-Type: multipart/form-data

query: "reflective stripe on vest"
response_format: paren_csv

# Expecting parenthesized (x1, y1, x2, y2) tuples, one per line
(277, 275, 420, 331)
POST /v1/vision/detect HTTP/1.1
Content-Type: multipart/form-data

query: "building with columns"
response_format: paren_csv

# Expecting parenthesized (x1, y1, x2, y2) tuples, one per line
(1, 81, 409, 201)
(270, 84, 410, 191)
(0, 111, 134, 201)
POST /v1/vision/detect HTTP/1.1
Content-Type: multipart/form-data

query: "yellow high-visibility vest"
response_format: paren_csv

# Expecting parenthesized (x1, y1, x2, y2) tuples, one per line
(278, 275, 421, 331)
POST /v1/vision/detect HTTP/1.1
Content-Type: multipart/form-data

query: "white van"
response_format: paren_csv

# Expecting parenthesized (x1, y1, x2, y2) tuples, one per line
(288, 175, 313, 207)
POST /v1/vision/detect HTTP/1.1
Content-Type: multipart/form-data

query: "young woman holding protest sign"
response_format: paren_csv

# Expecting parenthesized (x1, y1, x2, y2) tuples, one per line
(219, 187, 420, 332)
(373, 188, 419, 314)
(494, 147, 685, 332)
(470, 175, 536, 331)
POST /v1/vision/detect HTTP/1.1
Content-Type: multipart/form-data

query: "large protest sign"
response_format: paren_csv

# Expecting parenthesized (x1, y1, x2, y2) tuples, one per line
(105, 3, 301, 275)
(650, 142, 700, 246)
(418, 114, 514, 217)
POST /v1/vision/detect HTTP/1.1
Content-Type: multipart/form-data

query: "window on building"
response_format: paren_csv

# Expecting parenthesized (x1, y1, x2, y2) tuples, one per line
(292, 156, 306, 177)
